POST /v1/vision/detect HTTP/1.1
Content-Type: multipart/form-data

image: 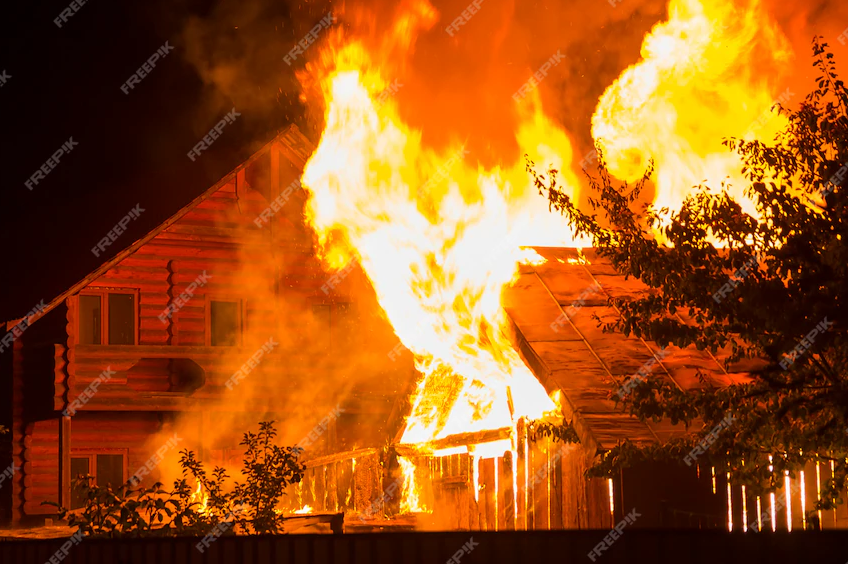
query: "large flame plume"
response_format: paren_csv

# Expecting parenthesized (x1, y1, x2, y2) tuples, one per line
(592, 0, 793, 220)
(300, 11, 580, 447)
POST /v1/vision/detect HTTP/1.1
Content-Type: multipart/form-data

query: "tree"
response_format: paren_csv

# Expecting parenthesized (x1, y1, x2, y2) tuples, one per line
(527, 37, 848, 517)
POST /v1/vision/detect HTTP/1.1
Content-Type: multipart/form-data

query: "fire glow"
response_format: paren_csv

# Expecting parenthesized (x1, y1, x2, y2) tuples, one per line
(298, 0, 795, 516)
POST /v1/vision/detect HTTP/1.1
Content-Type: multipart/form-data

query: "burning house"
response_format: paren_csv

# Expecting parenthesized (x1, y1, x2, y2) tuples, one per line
(3, 121, 843, 533)
(3, 0, 848, 537)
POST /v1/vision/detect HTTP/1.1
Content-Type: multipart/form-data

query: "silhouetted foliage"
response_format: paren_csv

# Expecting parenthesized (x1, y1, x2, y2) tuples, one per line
(45, 421, 304, 537)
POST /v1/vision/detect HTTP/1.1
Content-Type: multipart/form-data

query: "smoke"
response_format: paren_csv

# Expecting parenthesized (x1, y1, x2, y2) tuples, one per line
(157, 0, 848, 489)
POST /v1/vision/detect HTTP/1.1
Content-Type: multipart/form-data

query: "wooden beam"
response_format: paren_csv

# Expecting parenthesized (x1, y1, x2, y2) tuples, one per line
(516, 417, 527, 530)
(499, 451, 515, 530)
(394, 427, 512, 456)
(58, 416, 71, 510)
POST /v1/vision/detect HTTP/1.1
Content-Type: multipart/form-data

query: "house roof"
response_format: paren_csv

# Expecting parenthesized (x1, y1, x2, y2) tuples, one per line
(4, 124, 313, 332)
(504, 247, 755, 452)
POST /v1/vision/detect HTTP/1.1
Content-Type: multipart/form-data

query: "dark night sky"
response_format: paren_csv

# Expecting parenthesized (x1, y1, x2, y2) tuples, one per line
(3, 0, 847, 322)
(0, 0, 326, 321)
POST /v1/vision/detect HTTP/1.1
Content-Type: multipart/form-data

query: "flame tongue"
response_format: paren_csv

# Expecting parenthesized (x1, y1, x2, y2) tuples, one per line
(592, 0, 793, 223)
(301, 38, 570, 445)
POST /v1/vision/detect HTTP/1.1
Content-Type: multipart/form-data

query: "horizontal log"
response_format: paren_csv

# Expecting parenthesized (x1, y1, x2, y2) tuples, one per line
(394, 427, 512, 455)
(24, 502, 57, 515)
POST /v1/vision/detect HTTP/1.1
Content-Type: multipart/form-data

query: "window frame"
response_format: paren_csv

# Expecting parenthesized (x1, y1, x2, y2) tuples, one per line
(69, 448, 129, 507)
(205, 296, 245, 347)
(76, 288, 139, 346)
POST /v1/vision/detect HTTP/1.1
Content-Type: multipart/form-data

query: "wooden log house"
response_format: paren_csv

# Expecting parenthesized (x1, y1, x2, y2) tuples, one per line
(2, 125, 845, 531)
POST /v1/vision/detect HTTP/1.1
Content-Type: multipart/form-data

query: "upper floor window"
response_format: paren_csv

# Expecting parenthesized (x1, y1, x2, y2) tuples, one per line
(208, 299, 242, 346)
(78, 290, 137, 345)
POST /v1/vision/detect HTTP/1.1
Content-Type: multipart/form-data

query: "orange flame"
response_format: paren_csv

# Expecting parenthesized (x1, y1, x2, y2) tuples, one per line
(592, 0, 793, 224)
(189, 481, 210, 515)
(301, 14, 573, 455)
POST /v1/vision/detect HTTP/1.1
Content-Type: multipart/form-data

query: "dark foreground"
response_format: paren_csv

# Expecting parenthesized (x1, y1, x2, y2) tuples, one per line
(2, 529, 847, 564)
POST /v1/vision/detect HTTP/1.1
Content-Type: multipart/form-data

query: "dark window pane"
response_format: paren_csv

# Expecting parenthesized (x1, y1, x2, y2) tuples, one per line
(211, 301, 239, 346)
(108, 294, 135, 345)
(79, 295, 101, 345)
(312, 304, 331, 352)
(96, 454, 124, 489)
(70, 457, 90, 509)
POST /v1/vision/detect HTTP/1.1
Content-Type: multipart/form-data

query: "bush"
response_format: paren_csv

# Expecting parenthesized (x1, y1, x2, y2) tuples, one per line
(45, 420, 304, 537)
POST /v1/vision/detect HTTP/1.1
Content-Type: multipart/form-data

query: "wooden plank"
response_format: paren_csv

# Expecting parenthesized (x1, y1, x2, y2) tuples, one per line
(480, 458, 496, 531)
(531, 438, 549, 530)
(730, 478, 744, 532)
(498, 451, 515, 530)
(59, 416, 71, 510)
(516, 418, 527, 530)
(468, 456, 480, 531)
(550, 445, 563, 529)
(803, 462, 821, 530)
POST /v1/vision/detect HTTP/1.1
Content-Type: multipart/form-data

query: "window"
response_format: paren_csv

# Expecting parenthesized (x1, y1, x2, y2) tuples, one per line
(79, 295, 102, 345)
(312, 303, 354, 352)
(209, 299, 241, 346)
(69, 453, 126, 509)
(78, 290, 137, 345)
